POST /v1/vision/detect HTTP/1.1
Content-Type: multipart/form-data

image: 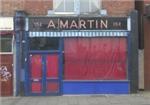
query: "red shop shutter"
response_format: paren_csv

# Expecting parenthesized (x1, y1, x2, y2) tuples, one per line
(64, 38, 127, 80)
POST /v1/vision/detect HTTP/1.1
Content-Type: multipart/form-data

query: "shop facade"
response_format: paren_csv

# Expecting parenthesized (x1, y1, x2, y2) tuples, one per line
(14, 10, 138, 96)
(0, 17, 14, 96)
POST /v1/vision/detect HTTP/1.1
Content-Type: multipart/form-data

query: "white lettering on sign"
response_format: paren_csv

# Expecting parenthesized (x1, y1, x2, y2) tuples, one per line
(0, 66, 12, 81)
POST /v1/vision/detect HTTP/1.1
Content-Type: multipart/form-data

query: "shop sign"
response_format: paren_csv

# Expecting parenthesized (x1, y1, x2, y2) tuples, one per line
(29, 17, 127, 31)
(0, 17, 14, 31)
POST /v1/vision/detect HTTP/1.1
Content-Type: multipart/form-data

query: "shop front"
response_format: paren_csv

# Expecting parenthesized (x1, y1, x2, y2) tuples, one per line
(21, 15, 135, 96)
(0, 17, 14, 96)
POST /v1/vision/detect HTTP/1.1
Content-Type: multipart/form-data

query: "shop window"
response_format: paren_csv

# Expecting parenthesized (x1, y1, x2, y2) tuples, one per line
(0, 35, 13, 53)
(64, 38, 127, 80)
(53, 0, 101, 14)
(29, 37, 59, 50)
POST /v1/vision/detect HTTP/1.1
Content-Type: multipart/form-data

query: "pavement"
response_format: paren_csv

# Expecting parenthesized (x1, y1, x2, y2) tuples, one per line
(1, 92, 150, 105)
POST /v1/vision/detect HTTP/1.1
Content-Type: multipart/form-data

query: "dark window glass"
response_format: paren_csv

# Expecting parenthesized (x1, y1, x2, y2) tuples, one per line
(0, 35, 12, 52)
(29, 37, 59, 50)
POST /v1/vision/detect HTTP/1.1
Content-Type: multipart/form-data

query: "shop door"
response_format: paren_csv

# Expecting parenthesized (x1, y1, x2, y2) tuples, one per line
(28, 54, 60, 95)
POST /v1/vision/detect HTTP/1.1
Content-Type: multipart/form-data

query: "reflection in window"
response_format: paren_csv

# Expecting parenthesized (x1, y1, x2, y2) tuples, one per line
(29, 37, 59, 50)
(0, 35, 12, 52)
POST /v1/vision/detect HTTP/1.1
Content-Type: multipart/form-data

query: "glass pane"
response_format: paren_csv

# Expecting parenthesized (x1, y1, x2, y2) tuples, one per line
(29, 37, 59, 50)
(64, 38, 127, 80)
(80, 0, 100, 13)
(0, 36, 12, 52)
(80, 0, 89, 13)
(65, 0, 74, 12)
(54, 0, 65, 12)
(91, 0, 100, 12)
(54, 0, 75, 12)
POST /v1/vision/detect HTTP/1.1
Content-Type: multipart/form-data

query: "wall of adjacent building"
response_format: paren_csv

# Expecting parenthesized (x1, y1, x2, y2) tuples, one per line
(135, 0, 150, 90)
(143, 0, 150, 91)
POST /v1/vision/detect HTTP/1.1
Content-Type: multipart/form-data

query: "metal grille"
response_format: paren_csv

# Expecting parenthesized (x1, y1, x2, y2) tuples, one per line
(29, 31, 128, 37)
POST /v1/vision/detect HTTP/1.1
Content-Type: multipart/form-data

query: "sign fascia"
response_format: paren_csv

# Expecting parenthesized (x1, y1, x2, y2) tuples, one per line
(29, 17, 128, 31)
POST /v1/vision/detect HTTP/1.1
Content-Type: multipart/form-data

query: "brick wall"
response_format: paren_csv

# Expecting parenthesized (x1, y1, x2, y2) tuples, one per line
(0, 0, 53, 16)
(0, 0, 134, 16)
(102, 0, 135, 16)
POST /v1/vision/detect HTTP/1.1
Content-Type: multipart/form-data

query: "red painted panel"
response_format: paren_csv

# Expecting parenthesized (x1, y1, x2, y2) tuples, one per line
(46, 82, 59, 93)
(30, 55, 42, 78)
(46, 55, 58, 78)
(64, 38, 127, 80)
(0, 54, 13, 96)
(31, 82, 42, 93)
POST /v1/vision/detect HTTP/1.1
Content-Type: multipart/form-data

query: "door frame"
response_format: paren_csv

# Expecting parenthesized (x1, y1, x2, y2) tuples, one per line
(24, 36, 63, 96)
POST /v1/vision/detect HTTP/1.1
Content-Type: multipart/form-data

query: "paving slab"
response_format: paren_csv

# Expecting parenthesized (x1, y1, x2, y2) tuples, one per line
(1, 92, 150, 105)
